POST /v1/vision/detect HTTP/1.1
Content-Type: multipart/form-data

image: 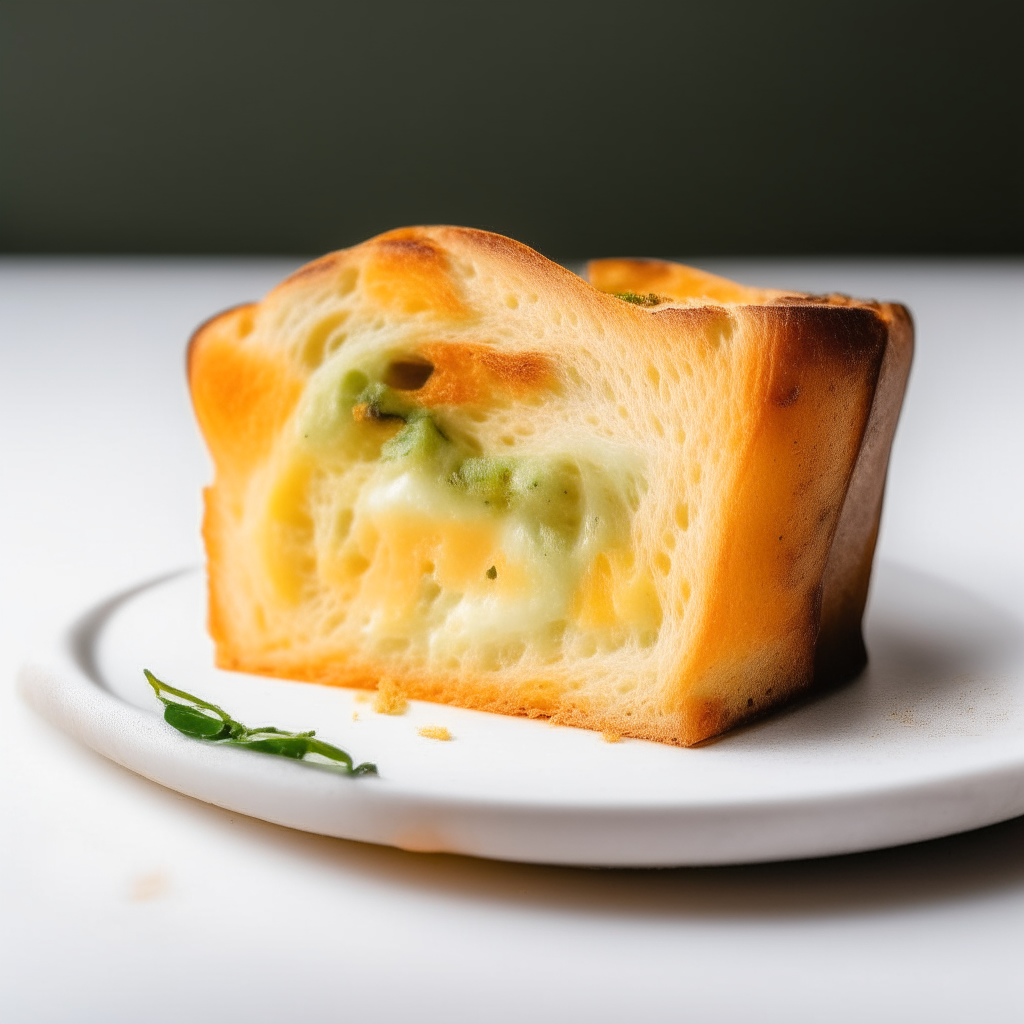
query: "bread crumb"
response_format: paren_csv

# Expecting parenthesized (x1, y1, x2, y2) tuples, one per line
(418, 725, 452, 741)
(129, 870, 168, 903)
(351, 711, 359, 721)
(374, 677, 408, 715)
(602, 731, 622, 743)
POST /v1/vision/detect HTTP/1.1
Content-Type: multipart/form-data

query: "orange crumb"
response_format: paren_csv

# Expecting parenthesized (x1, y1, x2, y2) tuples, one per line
(602, 731, 622, 744)
(351, 711, 360, 722)
(418, 725, 452, 741)
(129, 871, 169, 902)
(373, 677, 408, 715)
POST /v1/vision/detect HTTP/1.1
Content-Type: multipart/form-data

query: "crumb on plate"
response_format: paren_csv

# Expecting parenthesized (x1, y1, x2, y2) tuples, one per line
(418, 725, 452, 741)
(129, 870, 169, 903)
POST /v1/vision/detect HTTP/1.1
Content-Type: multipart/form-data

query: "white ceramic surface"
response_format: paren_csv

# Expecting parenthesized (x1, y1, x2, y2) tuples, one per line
(18, 560, 1024, 866)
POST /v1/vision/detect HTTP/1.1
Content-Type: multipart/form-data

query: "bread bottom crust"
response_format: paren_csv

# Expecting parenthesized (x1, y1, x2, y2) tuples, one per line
(212, 632, 865, 747)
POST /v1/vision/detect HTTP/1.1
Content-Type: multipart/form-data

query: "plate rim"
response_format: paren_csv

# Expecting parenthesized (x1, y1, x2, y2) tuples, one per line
(17, 565, 1024, 867)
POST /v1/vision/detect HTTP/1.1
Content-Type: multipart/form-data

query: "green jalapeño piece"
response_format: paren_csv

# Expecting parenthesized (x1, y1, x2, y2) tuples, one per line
(613, 291, 664, 307)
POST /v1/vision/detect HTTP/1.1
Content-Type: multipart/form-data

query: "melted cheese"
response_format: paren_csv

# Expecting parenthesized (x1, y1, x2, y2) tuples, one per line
(251, 353, 661, 670)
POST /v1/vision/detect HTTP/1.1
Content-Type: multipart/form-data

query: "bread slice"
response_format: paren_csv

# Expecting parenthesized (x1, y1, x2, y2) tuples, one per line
(188, 227, 912, 746)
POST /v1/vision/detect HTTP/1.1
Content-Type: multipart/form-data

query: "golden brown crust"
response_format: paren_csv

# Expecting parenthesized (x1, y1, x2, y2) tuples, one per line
(670, 304, 890, 743)
(188, 303, 305, 480)
(587, 257, 786, 305)
(188, 228, 912, 746)
(814, 302, 914, 684)
(411, 343, 557, 408)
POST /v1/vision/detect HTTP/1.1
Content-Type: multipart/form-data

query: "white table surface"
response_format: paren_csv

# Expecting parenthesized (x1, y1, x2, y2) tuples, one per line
(2, 256, 1022, 1023)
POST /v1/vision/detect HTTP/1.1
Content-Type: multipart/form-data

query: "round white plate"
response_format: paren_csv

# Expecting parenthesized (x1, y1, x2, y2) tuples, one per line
(18, 563, 1024, 866)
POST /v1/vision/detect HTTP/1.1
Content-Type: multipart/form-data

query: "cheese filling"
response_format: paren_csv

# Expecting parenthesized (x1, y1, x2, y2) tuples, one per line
(249, 352, 661, 671)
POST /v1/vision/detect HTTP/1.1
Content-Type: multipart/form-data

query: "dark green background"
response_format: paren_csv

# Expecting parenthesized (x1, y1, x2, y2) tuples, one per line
(2, 0, 1021, 259)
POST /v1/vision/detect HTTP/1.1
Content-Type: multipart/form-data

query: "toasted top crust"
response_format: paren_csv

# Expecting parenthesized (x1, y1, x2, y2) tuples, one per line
(587, 258, 783, 305)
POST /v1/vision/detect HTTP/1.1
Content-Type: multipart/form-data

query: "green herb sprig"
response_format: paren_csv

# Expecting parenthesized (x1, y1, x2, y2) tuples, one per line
(144, 670, 377, 776)
(613, 291, 664, 308)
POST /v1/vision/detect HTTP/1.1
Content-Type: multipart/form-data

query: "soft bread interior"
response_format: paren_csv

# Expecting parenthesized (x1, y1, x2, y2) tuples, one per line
(190, 228, 909, 745)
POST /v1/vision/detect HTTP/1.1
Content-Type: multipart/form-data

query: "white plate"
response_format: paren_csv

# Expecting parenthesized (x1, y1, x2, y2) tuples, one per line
(17, 563, 1024, 866)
